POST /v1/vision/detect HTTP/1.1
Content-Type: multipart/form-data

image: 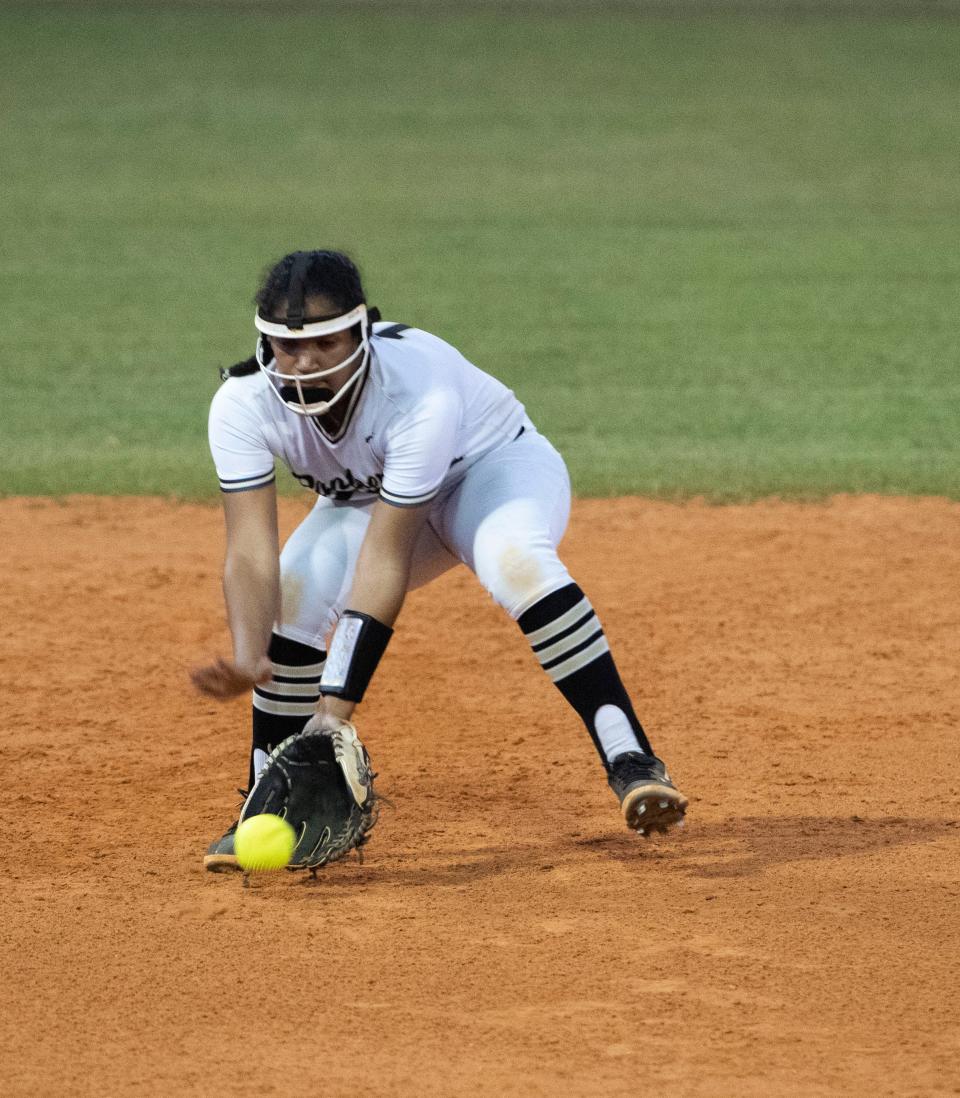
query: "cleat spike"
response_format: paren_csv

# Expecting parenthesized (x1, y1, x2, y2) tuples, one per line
(608, 751, 689, 837)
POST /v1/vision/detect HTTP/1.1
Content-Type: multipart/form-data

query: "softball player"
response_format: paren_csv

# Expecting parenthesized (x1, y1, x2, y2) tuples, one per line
(193, 250, 687, 870)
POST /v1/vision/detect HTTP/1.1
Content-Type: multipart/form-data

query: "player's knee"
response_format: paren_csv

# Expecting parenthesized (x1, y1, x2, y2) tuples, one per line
(477, 542, 572, 620)
(278, 558, 341, 641)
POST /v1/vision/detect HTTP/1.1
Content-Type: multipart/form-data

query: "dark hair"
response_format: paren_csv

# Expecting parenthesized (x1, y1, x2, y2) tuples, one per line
(255, 250, 366, 319)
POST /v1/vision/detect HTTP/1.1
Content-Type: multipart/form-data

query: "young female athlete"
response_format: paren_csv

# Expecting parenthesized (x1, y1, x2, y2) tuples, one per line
(192, 250, 687, 870)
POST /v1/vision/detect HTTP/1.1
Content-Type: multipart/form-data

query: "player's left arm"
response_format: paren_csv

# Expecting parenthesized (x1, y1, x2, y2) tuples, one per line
(316, 383, 460, 726)
(350, 497, 431, 625)
(318, 498, 430, 724)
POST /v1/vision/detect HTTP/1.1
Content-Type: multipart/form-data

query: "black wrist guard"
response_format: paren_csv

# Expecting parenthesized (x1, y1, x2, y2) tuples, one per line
(320, 611, 394, 702)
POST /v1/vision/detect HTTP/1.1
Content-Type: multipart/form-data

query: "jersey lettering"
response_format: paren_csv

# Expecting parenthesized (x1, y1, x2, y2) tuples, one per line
(291, 467, 383, 500)
(209, 324, 527, 507)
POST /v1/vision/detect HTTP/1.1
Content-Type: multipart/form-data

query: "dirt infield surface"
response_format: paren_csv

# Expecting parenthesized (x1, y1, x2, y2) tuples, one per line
(2, 495, 958, 1097)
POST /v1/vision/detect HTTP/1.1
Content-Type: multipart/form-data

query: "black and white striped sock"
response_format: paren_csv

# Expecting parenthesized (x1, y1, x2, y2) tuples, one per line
(249, 632, 325, 788)
(517, 582, 654, 770)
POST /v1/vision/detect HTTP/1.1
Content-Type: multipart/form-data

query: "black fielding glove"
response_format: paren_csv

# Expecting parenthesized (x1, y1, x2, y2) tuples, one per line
(240, 721, 378, 869)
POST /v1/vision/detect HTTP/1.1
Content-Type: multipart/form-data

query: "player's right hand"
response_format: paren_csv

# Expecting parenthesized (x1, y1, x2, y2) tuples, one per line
(189, 655, 272, 700)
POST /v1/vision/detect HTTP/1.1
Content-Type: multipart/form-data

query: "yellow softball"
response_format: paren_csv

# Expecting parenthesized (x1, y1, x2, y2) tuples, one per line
(234, 813, 296, 872)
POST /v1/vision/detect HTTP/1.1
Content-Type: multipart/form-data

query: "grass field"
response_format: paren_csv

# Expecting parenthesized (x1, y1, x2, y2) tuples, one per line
(2, 5, 959, 498)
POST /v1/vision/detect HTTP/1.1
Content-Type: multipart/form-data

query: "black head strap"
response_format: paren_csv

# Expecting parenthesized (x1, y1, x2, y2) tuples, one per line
(285, 252, 312, 329)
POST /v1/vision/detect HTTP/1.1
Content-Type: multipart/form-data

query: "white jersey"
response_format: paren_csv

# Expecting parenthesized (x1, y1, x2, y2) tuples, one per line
(208, 322, 529, 506)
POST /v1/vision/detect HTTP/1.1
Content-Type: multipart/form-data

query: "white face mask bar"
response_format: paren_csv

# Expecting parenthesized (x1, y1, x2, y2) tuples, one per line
(254, 303, 370, 417)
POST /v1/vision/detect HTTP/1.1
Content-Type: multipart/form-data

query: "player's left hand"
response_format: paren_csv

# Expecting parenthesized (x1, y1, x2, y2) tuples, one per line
(190, 655, 272, 699)
(307, 695, 357, 729)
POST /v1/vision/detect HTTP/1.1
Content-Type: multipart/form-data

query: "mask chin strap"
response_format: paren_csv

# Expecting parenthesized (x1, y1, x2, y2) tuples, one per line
(255, 309, 373, 417)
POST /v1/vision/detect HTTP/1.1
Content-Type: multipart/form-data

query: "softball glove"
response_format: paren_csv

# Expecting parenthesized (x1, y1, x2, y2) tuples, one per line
(239, 722, 377, 869)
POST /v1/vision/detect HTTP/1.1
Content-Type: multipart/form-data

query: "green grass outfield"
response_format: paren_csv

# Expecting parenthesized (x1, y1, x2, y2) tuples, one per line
(2, 5, 959, 499)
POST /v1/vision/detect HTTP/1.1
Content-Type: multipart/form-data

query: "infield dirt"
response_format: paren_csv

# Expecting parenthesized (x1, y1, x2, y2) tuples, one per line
(2, 495, 958, 1097)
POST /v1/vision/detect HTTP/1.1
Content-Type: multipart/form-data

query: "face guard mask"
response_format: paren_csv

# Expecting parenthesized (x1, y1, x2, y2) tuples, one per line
(254, 303, 370, 417)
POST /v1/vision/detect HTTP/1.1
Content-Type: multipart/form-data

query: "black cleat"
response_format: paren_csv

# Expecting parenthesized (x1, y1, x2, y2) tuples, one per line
(204, 820, 241, 872)
(608, 752, 688, 836)
(204, 787, 253, 872)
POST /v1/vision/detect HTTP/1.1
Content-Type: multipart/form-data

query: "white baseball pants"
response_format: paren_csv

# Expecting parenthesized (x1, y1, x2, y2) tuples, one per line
(276, 427, 573, 647)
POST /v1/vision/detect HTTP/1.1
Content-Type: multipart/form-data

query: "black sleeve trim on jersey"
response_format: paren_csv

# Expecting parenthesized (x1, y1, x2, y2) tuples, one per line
(220, 355, 260, 381)
(218, 470, 275, 484)
(378, 487, 439, 508)
(219, 479, 276, 494)
(379, 497, 432, 509)
(218, 470, 276, 493)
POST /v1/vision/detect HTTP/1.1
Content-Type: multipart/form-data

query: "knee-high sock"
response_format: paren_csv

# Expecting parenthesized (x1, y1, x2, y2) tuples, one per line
(249, 632, 325, 788)
(517, 583, 654, 770)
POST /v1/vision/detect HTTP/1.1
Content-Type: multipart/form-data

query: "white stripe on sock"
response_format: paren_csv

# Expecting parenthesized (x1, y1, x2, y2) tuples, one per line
(534, 614, 601, 667)
(257, 679, 322, 697)
(270, 661, 325, 678)
(546, 635, 610, 683)
(251, 696, 318, 717)
(523, 597, 593, 648)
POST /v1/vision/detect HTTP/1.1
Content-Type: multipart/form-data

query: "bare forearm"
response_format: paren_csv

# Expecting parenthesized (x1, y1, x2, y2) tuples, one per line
(223, 553, 280, 666)
(321, 523, 414, 722)
(191, 484, 279, 701)
(317, 500, 427, 724)
(346, 541, 410, 627)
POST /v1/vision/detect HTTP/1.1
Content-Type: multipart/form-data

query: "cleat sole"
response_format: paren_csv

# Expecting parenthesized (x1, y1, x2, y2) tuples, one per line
(621, 783, 688, 835)
(203, 853, 242, 873)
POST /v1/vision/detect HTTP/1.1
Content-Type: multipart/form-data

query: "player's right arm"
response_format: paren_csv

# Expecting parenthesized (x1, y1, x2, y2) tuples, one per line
(191, 482, 279, 699)
(193, 377, 281, 699)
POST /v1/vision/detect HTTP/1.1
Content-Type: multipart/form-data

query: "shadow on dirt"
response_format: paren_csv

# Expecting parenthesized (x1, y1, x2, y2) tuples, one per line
(579, 815, 959, 878)
(288, 846, 550, 891)
(265, 815, 959, 892)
